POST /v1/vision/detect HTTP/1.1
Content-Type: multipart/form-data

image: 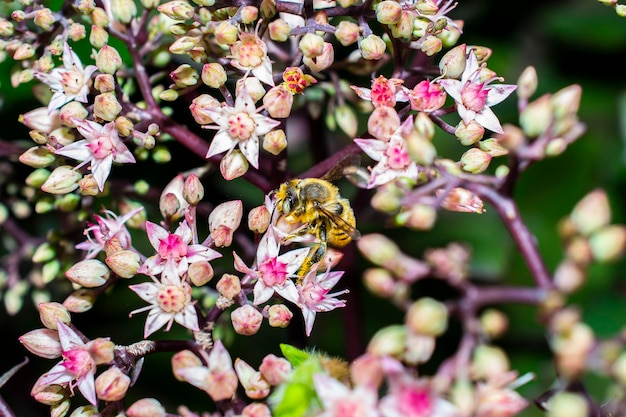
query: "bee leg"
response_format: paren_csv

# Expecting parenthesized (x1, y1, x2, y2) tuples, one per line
(296, 223, 328, 280)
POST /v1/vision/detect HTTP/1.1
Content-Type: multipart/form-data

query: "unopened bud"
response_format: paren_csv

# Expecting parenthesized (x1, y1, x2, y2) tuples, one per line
(220, 149, 249, 180)
(190, 94, 220, 125)
(546, 391, 588, 417)
(376, 1, 402, 24)
(471, 344, 510, 380)
(95, 367, 130, 401)
(439, 43, 466, 78)
(38, 302, 71, 330)
(268, 18, 291, 42)
(216, 273, 241, 299)
(157, 0, 194, 20)
(41, 165, 82, 194)
(91, 7, 109, 27)
(215, 21, 238, 45)
(111, 0, 137, 23)
(589, 224, 626, 263)
(334, 20, 360, 46)
(235, 358, 270, 400)
(517, 66, 537, 101)
(105, 250, 140, 278)
(460, 148, 492, 174)
(65, 259, 110, 287)
(455, 120, 485, 146)
(553, 259, 586, 294)
(359, 34, 386, 60)
(363, 267, 396, 298)
(397, 203, 437, 230)
(479, 309, 508, 340)
(94, 92, 122, 121)
(267, 304, 292, 328)
(201, 62, 227, 88)
(172, 350, 202, 381)
(19, 328, 62, 359)
(519, 94, 552, 138)
(187, 261, 214, 286)
(170, 63, 199, 87)
(263, 85, 293, 118)
(183, 173, 204, 205)
(209, 200, 243, 247)
(26, 168, 51, 190)
(63, 289, 97, 313)
(89, 24, 109, 48)
(406, 297, 448, 336)
(231, 304, 263, 335)
(367, 325, 406, 359)
(126, 398, 167, 417)
(299, 33, 325, 58)
(13, 43, 35, 60)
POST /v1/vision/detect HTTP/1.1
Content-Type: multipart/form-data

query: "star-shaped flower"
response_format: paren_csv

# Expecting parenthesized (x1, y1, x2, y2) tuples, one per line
(55, 118, 136, 191)
(354, 116, 420, 189)
(298, 267, 348, 336)
(129, 261, 199, 338)
(234, 226, 309, 306)
(314, 373, 381, 417)
(351, 75, 409, 108)
(230, 32, 274, 86)
(34, 42, 97, 113)
(138, 220, 222, 277)
(203, 87, 281, 170)
(76, 206, 144, 259)
(35, 321, 112, 406)
(437, 51, 517, 133)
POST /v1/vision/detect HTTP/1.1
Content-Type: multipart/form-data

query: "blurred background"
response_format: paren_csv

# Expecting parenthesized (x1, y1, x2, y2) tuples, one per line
(2, 0, 626, 415)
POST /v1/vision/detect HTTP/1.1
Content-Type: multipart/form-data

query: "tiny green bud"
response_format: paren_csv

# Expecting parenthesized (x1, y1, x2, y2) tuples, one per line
(517, 66, 537, 100)
(93, 92, 122, 121)
(32, 242, 56, 263)
(589, 224, 626, 263)
(405, 297, 448, 336)
(519, 94, 552, 138)
(359, 34, 386, 60)
(96, 45, 122, 74)
(41, 165, 82, 194)
(25, 168, 51, 187)
(157, 0, 195, 20)
(460, 148, 492, 174)
(439, 43, 466, 78)
(570, 188, 611, 236)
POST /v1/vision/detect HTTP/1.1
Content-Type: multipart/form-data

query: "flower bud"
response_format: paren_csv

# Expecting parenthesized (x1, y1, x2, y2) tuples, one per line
(397, 203, 437, 230)
(32, 384, 68, 406)
(406, 297, 448, 336)
(367, 324, 406, 358)
(334, 20, 360, 46)
(551, 84, 582, 120)
(268, 18, 291, 41)
(553, 259, 586, 294)
(94, 92, 122, 121)
(172, 350, 202, 381)
(209, 200, 243, 247)
(241, 6, 258, 24)
(519, 94, 552, 138)
(363, 267, 396, 298)
(215, 21, 238, 45)
(157, 0, 195, 20)
(234, 359, 270, 399)
(111, 0, 137, 23)
(63, 289, 97, 313)
(216, 273, 241, 299)
(190, 94, 220, 125)
(182, 173, 204, 205)
(94, 73, 115, 93)
(105, 250, 140, 278)
(68, 23, 87, 41)
(95, 367, 131, 401)
(41, 165, 82, 194)
(242, 403, 271, 417)
(589, 224, 626, 263)
(438, 43, 467, 78)
(201, 62, 227, 88)
(13, 43, 36, 60)
(267, 304, 292, 328)
(455, 120, 485, 146)
(231, 304, 263, 335)
(359, 34, 386, 60)
(471, 344, 510, 380)
(546, 391, 588, 417)
(570, 188, 610, 236)
(263, 85, 293, 119)
(299, 33, 325, 58)
(185, 261, 213, 286)
(65, 259, 110, 287)
(248, 204, 271, 234)
(334, 103, 358, 137)
(460, 148, 492, 174)
(220, 149, 249, 180)
(39, 302, 71, 330)
(169, 63, 198, 88)
(126, 398, 166, 417)
(438, 187, 485, 213)
(259, 354, 292, 385)
(479, 138, 509, 157)
(169, 35, 199, 54)
(19, 328, 62, 359)
(420, 35, 442, 56)
(612, 351, 626, 386)
(517, 66, 537, 101)
(479, 309, 509, 340)
(20, 107, 62, 133)
(59, 102, 89, 126)
(376, 1, 402, 24)
(89, 24, 109, 48)
(367, 106, 400, 140)
(0, 17, 14, 36)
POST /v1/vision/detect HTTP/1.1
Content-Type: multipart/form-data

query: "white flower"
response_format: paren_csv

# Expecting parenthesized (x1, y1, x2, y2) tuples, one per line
(298, 267, 348, 336)
(437, 50, 517, 133)
(129, 261, 199, 338)
(34, 42, 97, 113)
(55, 118, 135, 191)
(204, 87, 280, 169)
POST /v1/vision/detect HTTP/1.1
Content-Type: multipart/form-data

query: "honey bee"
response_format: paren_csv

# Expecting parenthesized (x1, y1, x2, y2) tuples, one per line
(272, 177, 360, 277)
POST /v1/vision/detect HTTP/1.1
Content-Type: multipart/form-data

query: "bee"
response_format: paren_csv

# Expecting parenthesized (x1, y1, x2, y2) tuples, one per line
(272, 177, 360, 277)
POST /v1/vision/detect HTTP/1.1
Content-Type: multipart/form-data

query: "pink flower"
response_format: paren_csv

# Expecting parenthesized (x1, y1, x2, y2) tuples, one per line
(35, 321, 108, 406)
(34, 42, 97, 112)
(76, 206, 144, 259)
(55, 118, 135, 191)
(313, 373, 381, 417)
(204, 87, 280, 170)
(379, 372, 457, 417)
(407, 80, 447, 112)
(230, 32, 274, 86)
(351, 76, 409, 108)
(354, 116, 420, 188)
(129, 261, 199, 337)
(298, 267, 348, 337)
(437, 51, 517, 133)
(138, 220, 221, 277)
(234, 226, 309, 305)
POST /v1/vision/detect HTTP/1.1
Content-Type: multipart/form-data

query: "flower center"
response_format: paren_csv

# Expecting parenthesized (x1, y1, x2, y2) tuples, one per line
(334, 399, 362, 417)
(60, 69, 84, 95)
(158, 233, 188, 260)
(397, 386, 432, 416)
(371, 80, 395, 107)
(461, 82, 488, 113)
(227, 112, 256, 141)
(87, 135, 115, 159)
(258, 257, 288, 286)
(386, 143, 410, 170)
(62, 348, 95, 379)
(156, 284, 188, 313)
(232, 35, 264, 68)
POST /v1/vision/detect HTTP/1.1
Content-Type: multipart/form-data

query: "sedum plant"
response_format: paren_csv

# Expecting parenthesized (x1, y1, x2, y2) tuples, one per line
(0, 0, 625, 416)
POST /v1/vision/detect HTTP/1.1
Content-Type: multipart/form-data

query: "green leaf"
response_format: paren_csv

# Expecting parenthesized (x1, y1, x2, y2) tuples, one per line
(280, 344, 310, 367)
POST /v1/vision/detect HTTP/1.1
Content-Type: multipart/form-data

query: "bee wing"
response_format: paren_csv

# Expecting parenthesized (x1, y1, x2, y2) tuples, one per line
(321, 154, 362, 182)
(316, 204, 361, 241)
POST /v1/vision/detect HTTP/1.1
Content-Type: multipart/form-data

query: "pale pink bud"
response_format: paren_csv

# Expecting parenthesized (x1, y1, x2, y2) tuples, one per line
(367, 106, 400, 140)
(259, 354, 292, 385)
(95, 366, 131, 402)
(398, 203, 437, 231)
(408, 80, 446, 112)
(248, 205, 271, 234)
(517, 66, 537, 101)
(471, 344, 510, 381)
(170, 64, 199, 87)
(215, 21, 238, 45)
(19, 146, 56, 168)
(94, 92, 123, 121)
(220, 149, 249, 180)
(359, 34, 386, 60)
(216, 273, 241, 299)
(94, 73, 115, 93)
(68, 23, 87, 41)
(160, 193, 181, 220)
(38, 302, 71, 330)
(209, 200, 243, 247)
(63, 289, 97, 313)
(242, 403, 272, 417)
(420, 35, 442, 56)
(334, 20, 360, 46)
(350, 353, 383, 389)
(455, 119, 485, 145)
(96, 44, 122, 75)
(171, 350, 202, 381)
(89, 337, 115, 364)
(236, 77, 266, 103)
(89, 24, 109, 48)
(19, 328, 62, 359)
(13, 43, 35, 60)
(190, 94, 220, 125)
(303, 42, 334, 72)
(262, 129, 288, 156)
(231, 304, 263, 335)
(187, 261, 214, 286)
(201, 62, 227, 88)
(182, 173, 204, 205)
(157, 0, 194, 20)
(299, 33, 325, 58)
(19, 107, 61, 133)
(235, 358, 270, 399)
(78, 174, 100, 196)
(570, 188, 611, 236)
(65, 259, 110, 287)
(126, 398, 166, 417)
(59, 102, 89, 126)
(479, 308, 509, 340)
(376, 0, 402, 24)
(366, 325, 406, 358)
(268, 18, 291, 42)
(460, 148, 492, 174)
(363, 267, 396, 298)
(41, 165, 82, 194)
(438, 43, 467, 78)
(31, 383, 68, 405)
(267, 304, 292, 328)
(589, 225, 626, 263)
(406, 297, 448, 336)
(105, 250, 140, 278)
(240, 6, 258, 24)
(263, 85, 293, 118)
